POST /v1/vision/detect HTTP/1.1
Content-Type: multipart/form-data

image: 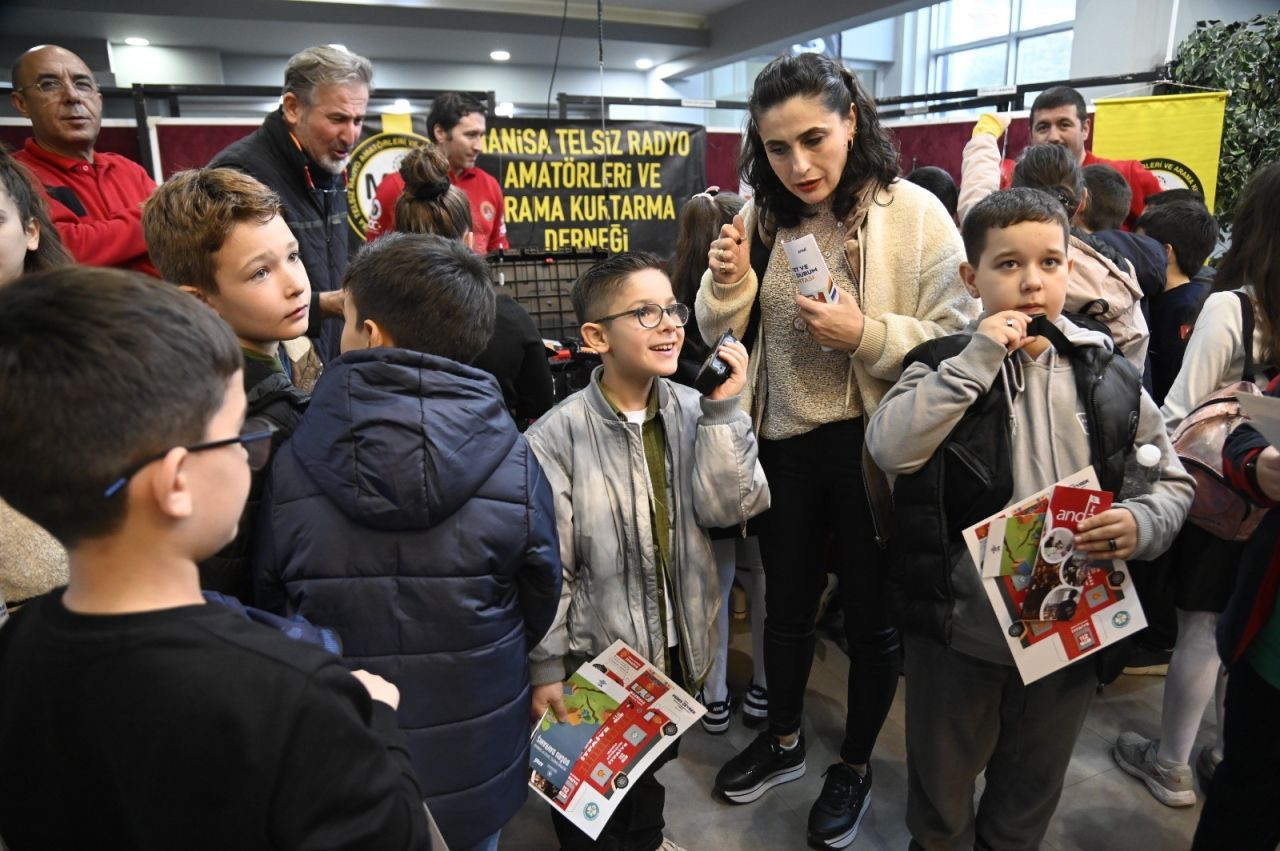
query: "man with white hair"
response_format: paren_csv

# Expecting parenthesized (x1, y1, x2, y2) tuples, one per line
(211, 45, 372, 361)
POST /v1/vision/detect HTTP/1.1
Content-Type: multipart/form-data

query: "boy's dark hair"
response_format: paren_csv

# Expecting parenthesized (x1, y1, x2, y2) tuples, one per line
(1135, 200, 1219, 277)
(1145, 188, 1206, 209)
(962, 187, 1070, 266)
(343, 232, 496, 362)
(0, 267, 241, 546)
(906, 166, 958, 219)
(426, 92, 486, 138)
(742, 53, 899, 230)
(1012, 143, 1084, 220)
(1081, 163, 1132, 232)
(0, 144, 72, 275)
(573, 251, 664, 326)
(142, 168, 284, 293)
(1030, 86, 1088, 124)
(394, 143, 473, 239)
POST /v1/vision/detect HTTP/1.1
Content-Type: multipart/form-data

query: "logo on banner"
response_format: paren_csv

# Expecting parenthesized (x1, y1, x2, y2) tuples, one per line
(1141, 157, 1204, 195)
(345, 131, 429, 236)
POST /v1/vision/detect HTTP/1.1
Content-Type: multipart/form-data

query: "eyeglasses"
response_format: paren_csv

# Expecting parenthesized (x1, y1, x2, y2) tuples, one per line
(103, 419, 278, 498)
(18, 77, 99, 98)
(589, 303, 690, 329)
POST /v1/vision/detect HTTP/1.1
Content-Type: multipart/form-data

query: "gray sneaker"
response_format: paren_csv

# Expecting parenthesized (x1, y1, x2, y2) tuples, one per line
(1113, 733, 1195, 807)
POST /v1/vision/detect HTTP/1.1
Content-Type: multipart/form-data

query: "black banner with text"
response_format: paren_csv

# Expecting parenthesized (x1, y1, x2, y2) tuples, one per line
(478, 118, 706, 256)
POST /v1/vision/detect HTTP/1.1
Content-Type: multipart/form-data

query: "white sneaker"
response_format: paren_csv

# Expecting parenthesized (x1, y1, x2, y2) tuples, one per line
(1113, 732, 1195, 807)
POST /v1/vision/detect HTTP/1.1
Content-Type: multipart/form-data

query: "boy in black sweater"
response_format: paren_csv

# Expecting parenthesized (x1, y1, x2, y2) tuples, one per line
(1136, 199, 1220, 405)
(0, 268, 433, 850)
(143, 168, 311, 600)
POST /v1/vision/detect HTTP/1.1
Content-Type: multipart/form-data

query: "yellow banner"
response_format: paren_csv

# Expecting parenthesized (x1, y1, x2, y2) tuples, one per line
(1092, 91, 1228, 211)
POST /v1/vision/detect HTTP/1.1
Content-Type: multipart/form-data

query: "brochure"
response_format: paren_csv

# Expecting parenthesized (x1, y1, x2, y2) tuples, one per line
(962, 468, 1148, 684)
(528, 641, 705, 839)
(782, 233, 840, 352)
(1237, 391, 1280, 448)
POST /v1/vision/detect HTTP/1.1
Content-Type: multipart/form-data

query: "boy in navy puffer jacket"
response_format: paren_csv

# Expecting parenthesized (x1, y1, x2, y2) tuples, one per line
(255, 232, 562, 851)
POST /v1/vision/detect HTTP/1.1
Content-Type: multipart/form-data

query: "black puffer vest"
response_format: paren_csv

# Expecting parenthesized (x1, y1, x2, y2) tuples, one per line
(889, 330, 1142, 642)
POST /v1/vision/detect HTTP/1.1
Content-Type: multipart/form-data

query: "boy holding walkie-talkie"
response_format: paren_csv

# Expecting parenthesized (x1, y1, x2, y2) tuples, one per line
(524, 250, 770, 851)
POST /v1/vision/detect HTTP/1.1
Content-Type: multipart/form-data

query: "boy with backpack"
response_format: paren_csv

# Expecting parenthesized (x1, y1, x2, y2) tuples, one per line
(866, 188, 1192, 849)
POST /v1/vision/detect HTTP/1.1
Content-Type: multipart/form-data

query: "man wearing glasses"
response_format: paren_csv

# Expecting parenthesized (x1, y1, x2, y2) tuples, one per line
(9, 45, 158, 275)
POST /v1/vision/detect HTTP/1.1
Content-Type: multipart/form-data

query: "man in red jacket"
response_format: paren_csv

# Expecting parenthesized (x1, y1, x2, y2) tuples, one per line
(999, 86, 1161, 230)
(367, 93, 509, 253)
(9, 45, 157, 275)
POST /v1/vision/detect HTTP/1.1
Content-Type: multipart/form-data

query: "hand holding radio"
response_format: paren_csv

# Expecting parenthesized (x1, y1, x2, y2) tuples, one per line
(695, 329, 749, 400)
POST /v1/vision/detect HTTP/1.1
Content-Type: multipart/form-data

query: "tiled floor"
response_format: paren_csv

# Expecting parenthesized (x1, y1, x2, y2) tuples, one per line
(501, 621, 1212, 851)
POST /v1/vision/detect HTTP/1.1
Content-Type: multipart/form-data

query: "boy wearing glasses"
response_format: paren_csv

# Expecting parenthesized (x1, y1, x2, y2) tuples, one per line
(0, 267, 433, 849)
(142, 167, 312, 602)
(525, 251, 769, 851)
(254, 232, 562, 851)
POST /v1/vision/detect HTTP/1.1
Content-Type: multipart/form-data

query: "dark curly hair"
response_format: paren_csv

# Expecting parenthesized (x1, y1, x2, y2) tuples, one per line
(741, 53, 899, 230)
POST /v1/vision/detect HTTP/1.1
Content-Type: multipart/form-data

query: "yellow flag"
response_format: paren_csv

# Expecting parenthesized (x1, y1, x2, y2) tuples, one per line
(1092, 92, 1228, 211)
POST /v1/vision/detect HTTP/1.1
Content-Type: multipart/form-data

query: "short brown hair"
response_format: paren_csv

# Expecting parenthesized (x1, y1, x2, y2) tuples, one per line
(142, 168, 283, 293)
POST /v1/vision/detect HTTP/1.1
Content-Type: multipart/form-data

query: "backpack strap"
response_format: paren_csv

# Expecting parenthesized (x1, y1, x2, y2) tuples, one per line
(739, 223, 770, 354)
(1235, 290, 1256, 383)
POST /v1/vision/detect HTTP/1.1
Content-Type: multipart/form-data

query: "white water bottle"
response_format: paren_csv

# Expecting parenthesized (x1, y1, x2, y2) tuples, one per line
(1121, 443, 1162, 499)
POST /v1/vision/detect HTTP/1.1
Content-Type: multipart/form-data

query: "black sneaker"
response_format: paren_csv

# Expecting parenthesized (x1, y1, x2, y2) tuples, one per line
(742, 683, 769, 728)
(807, 763, 871, 849)
(715, 731, 806, 804)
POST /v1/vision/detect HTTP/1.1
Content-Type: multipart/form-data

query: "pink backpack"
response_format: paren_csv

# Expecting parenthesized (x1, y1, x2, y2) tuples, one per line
(1169, 291, 1270, 541)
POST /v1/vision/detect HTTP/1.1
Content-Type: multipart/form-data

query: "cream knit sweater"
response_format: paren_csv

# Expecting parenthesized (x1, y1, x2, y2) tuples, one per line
(695, 179, 977, 433)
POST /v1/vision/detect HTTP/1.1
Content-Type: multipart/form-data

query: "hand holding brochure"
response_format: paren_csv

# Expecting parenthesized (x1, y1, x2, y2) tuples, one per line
(961, 467, 1147, 684)
(528, 641, 704, 839)
(782, 233, 840, 352)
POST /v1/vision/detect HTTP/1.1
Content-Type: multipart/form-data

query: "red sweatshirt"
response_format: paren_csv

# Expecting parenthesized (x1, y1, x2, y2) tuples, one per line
(367, 167, 509, 253)
(14, 138, 158, 276)
(999, 150, 1163, 231)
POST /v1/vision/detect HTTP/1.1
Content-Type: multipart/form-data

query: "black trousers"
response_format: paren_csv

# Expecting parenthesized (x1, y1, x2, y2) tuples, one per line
(756, 418, 901, 764)
(1192, 658, 1280, 851)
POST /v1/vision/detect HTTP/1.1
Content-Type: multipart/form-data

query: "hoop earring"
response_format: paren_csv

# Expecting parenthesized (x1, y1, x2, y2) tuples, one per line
(847, 137, 855, 151)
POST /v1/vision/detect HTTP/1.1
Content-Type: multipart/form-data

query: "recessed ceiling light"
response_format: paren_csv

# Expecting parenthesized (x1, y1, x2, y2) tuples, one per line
(124, 37, 150, 47)
(490, 50, 511, 62)
(635, 58, 654, 70)
(495, 102, 515, 117)
(391, 98, 412, 112)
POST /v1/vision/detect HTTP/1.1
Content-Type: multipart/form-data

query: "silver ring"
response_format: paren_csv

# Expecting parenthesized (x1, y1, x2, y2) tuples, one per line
(720, 262, 727, 273)
(1005, 318, 1016, 328)
(1108, 538, 1117, 551)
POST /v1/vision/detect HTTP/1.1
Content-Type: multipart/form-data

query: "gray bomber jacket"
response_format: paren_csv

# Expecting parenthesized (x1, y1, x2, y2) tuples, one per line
(525, 367, 770, 687)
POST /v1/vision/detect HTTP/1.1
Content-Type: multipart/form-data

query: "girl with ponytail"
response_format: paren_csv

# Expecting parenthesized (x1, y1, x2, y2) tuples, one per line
(395, 143, 554, 427)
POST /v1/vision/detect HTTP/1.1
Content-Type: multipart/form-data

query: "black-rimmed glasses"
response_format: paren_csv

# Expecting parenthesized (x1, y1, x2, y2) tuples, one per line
(589, 303, 690, 329)
(103, 419, 278, 498)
